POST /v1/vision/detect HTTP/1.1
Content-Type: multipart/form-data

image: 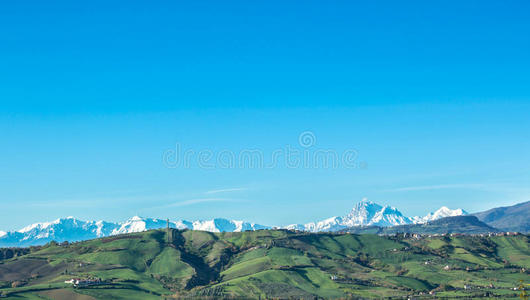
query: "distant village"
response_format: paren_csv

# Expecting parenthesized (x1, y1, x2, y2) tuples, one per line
(389, 231, 522, 239)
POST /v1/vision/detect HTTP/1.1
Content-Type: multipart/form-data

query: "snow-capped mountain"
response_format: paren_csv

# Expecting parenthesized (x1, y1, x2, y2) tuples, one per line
(412, 206, 468, 224)
(0, 217, 119, 247)
(345, 201, 413, 227)
(0, 200, 467, 246)
(285, 200, 466, 232)
(285, 200, 414, 232)
(111, 216, 268, 235)
(0, 216, 269, 247)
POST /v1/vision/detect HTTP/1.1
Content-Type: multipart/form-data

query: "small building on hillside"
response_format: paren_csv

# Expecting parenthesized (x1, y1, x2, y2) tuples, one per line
(65, 278, 102, 288)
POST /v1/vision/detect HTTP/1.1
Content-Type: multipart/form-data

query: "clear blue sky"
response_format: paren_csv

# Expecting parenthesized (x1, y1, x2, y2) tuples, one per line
(1, 1, 529, 230)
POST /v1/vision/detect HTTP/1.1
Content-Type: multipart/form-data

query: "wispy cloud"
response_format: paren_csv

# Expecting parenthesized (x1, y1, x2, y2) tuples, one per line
(26, 189, 248, 209)
(205, 187, 247, 194)
(166, 198, 242, 207)
(387, 183, 486, 192)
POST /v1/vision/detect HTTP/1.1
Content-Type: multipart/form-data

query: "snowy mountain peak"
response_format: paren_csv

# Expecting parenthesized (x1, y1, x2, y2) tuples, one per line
(380, 205, 400, 213)
(287, 199, 414, 232)
(358, 198, 374, 204)
(435, 206, 467, 216)
(0, 200, 469, 246)
(17, 218, 63, 233)
(370, 205, 411, 227)
(345, 200, 383, 225)
(0, 216, 270, 247)
(286, 200, 467, 232)
(352, 198, 379, 209)
(344, 200, 411, 227)
(416, 206, 467, 223)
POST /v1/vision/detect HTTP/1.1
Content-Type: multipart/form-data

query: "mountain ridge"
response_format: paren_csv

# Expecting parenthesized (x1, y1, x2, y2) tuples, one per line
(2, 200, 528, 247)
(285, 200, 466, 232)
(472, 200, 530, 232)
(0, 216, 270, 247)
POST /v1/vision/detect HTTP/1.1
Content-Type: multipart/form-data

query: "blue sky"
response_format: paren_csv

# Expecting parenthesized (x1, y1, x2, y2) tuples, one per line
(1, 1, 529, 230)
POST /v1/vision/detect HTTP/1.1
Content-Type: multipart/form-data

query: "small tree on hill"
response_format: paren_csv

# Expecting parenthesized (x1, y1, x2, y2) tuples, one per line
(519, 280, 528, 300)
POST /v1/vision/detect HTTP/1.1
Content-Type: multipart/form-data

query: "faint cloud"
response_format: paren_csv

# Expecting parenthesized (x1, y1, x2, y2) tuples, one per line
(205, 187, 247, 194)
(167, 198, 241, 207)
(26, 190, 248, 210)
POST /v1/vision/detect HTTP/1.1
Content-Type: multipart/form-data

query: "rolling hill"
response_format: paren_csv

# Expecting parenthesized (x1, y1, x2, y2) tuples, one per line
(0, 229, 528, 299)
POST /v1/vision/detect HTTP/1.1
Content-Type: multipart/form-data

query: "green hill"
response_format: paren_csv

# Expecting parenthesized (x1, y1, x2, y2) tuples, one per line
(0, 229, 528, 299)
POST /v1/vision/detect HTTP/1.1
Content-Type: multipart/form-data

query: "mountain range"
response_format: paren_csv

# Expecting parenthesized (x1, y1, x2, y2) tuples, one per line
(285, 200, 467, 231)
(1, 200, 528, 247)
(0, 216, 268, 247)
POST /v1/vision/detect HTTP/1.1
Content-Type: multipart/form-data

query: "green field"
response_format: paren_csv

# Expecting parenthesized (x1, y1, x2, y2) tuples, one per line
(0, 230, 528, 299)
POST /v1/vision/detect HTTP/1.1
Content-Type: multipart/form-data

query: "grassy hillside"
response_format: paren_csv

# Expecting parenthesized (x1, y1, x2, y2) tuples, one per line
(0, 230, 528, 299)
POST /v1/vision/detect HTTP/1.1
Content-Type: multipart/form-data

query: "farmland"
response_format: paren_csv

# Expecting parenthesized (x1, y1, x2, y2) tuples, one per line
(0, 230, 528, 299)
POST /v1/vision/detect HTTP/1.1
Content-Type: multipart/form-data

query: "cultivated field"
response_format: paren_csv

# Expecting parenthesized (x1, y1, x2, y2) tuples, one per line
(0, 230, 528, 299)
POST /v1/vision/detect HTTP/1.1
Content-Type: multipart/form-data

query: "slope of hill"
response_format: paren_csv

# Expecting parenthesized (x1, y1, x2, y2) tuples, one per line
(0, 229, 528, 299)
(473, 201, 530, 233)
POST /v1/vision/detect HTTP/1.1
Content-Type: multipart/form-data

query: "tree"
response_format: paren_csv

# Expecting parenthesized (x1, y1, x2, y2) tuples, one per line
(519, 280, 528, 300)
